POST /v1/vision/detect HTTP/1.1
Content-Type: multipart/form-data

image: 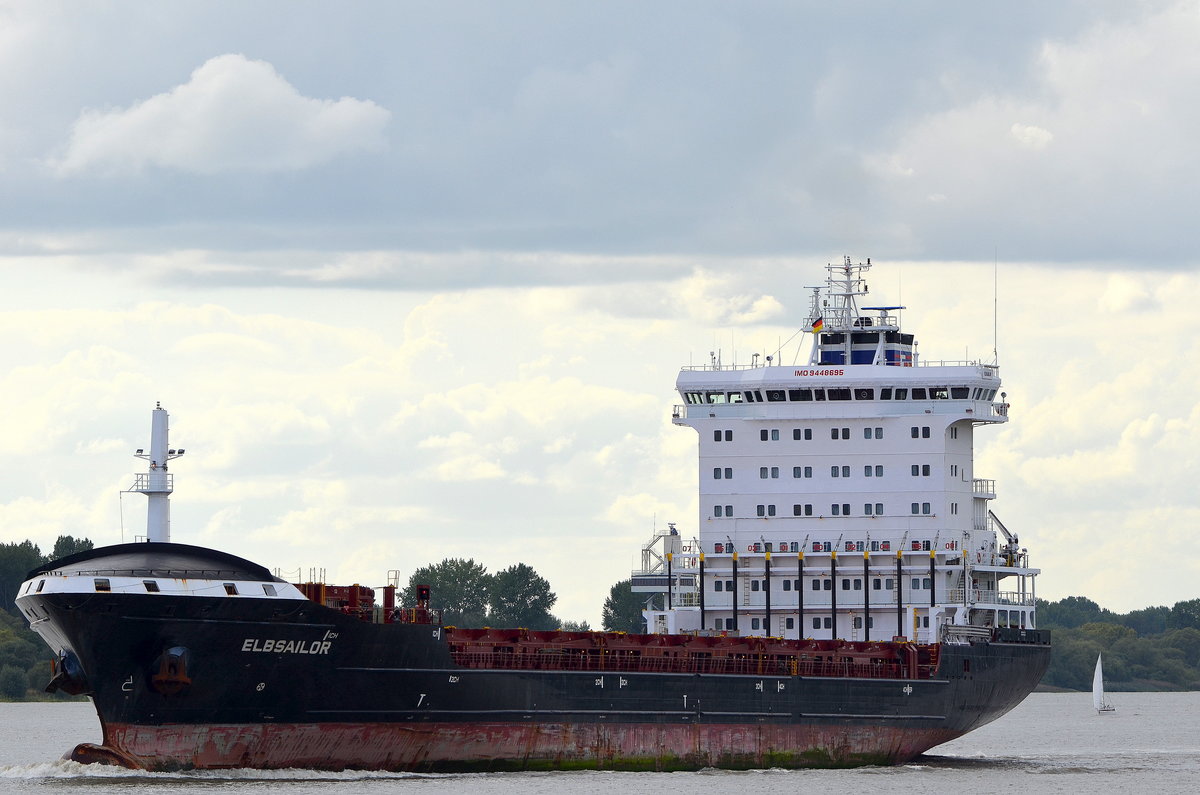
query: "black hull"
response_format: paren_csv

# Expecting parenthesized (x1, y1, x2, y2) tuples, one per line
(22, 583, 1050, 770)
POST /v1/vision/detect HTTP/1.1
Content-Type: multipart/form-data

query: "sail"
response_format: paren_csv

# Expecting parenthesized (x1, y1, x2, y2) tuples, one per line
(1093, 654, 1106, 711)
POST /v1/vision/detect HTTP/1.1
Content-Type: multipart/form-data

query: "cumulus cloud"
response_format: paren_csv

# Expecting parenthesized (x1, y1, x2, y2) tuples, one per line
(867, 4, 1200, 261)
(1096, 273, 1158, 313)
(51, 54, 389, 176)
(1010, 123, 1053, 150)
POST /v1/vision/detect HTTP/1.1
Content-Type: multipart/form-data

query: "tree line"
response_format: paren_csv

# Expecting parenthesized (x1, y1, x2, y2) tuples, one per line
(1036, 595, 1200, 691)
(398, 558, 645, 633)
(0, 536, 95, 701)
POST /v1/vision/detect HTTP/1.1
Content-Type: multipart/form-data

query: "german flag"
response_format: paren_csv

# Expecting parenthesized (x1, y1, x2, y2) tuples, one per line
(811, 316, 824, 333)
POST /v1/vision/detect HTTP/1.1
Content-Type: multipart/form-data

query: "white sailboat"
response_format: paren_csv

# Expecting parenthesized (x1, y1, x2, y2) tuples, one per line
(1093, 653, 1116, 713)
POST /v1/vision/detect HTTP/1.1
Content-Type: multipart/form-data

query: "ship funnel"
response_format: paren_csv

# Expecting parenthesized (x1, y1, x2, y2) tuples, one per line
(130, 403, 184, 543)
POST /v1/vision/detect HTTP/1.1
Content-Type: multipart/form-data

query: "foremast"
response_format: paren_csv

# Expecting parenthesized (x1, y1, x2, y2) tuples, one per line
(128, 403, 184, 543)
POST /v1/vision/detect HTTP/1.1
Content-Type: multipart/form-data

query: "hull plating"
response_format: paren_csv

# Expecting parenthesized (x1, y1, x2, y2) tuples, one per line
(82, 721, 962, 771)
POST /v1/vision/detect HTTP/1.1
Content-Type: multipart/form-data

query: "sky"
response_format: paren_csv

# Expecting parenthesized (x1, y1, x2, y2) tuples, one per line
(1, 1, 1197, 624)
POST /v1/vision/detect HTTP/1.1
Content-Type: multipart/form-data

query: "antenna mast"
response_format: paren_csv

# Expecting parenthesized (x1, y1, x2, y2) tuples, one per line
(130, 403, 184, 543)
(993, 250, 999, 365)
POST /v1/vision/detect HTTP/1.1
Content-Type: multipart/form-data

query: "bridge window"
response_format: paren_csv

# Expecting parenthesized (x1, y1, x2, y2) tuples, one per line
(951, 387, 970, 399)
(912, 388, 927, 400)
(931, 387, 948, 399)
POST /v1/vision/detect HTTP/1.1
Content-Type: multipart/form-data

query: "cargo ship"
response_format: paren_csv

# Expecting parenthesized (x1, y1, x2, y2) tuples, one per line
(15, 257, 1049, 771)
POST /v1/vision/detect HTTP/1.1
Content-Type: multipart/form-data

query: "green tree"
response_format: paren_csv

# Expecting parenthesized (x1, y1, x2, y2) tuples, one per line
(0, 540, 45, 609)
(559, 619, 592, 632)
(401, 558, 490, 627)
(50, 535, 94, 561)
(1122, 605, 1170, 636)
(488, 563, 557, 630)
(0, 665, 26, 700)
(1037, 596, 1111, 628)
(1162, 627, 1200, 667)
(601, 579, 645, 633)
(1168, 599, 1200, 630)
(1078, 622, 1136, 647)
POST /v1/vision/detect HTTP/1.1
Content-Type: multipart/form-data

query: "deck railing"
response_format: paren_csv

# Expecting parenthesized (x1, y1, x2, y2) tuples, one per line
(949, 588, 1034, 606)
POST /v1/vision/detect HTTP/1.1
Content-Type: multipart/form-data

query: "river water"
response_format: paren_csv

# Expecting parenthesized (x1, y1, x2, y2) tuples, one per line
(1, 692, 1196, 793)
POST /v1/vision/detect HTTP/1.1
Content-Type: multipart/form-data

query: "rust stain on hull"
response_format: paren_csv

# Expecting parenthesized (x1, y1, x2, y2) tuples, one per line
(80, 721, 963, 772)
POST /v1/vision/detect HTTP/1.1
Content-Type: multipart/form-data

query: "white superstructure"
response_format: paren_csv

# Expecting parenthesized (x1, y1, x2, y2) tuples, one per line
(640, 257, 1037, 643)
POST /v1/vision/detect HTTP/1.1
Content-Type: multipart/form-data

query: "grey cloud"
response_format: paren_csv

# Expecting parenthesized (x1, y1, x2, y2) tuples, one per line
(0, 0, 1189, 278)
